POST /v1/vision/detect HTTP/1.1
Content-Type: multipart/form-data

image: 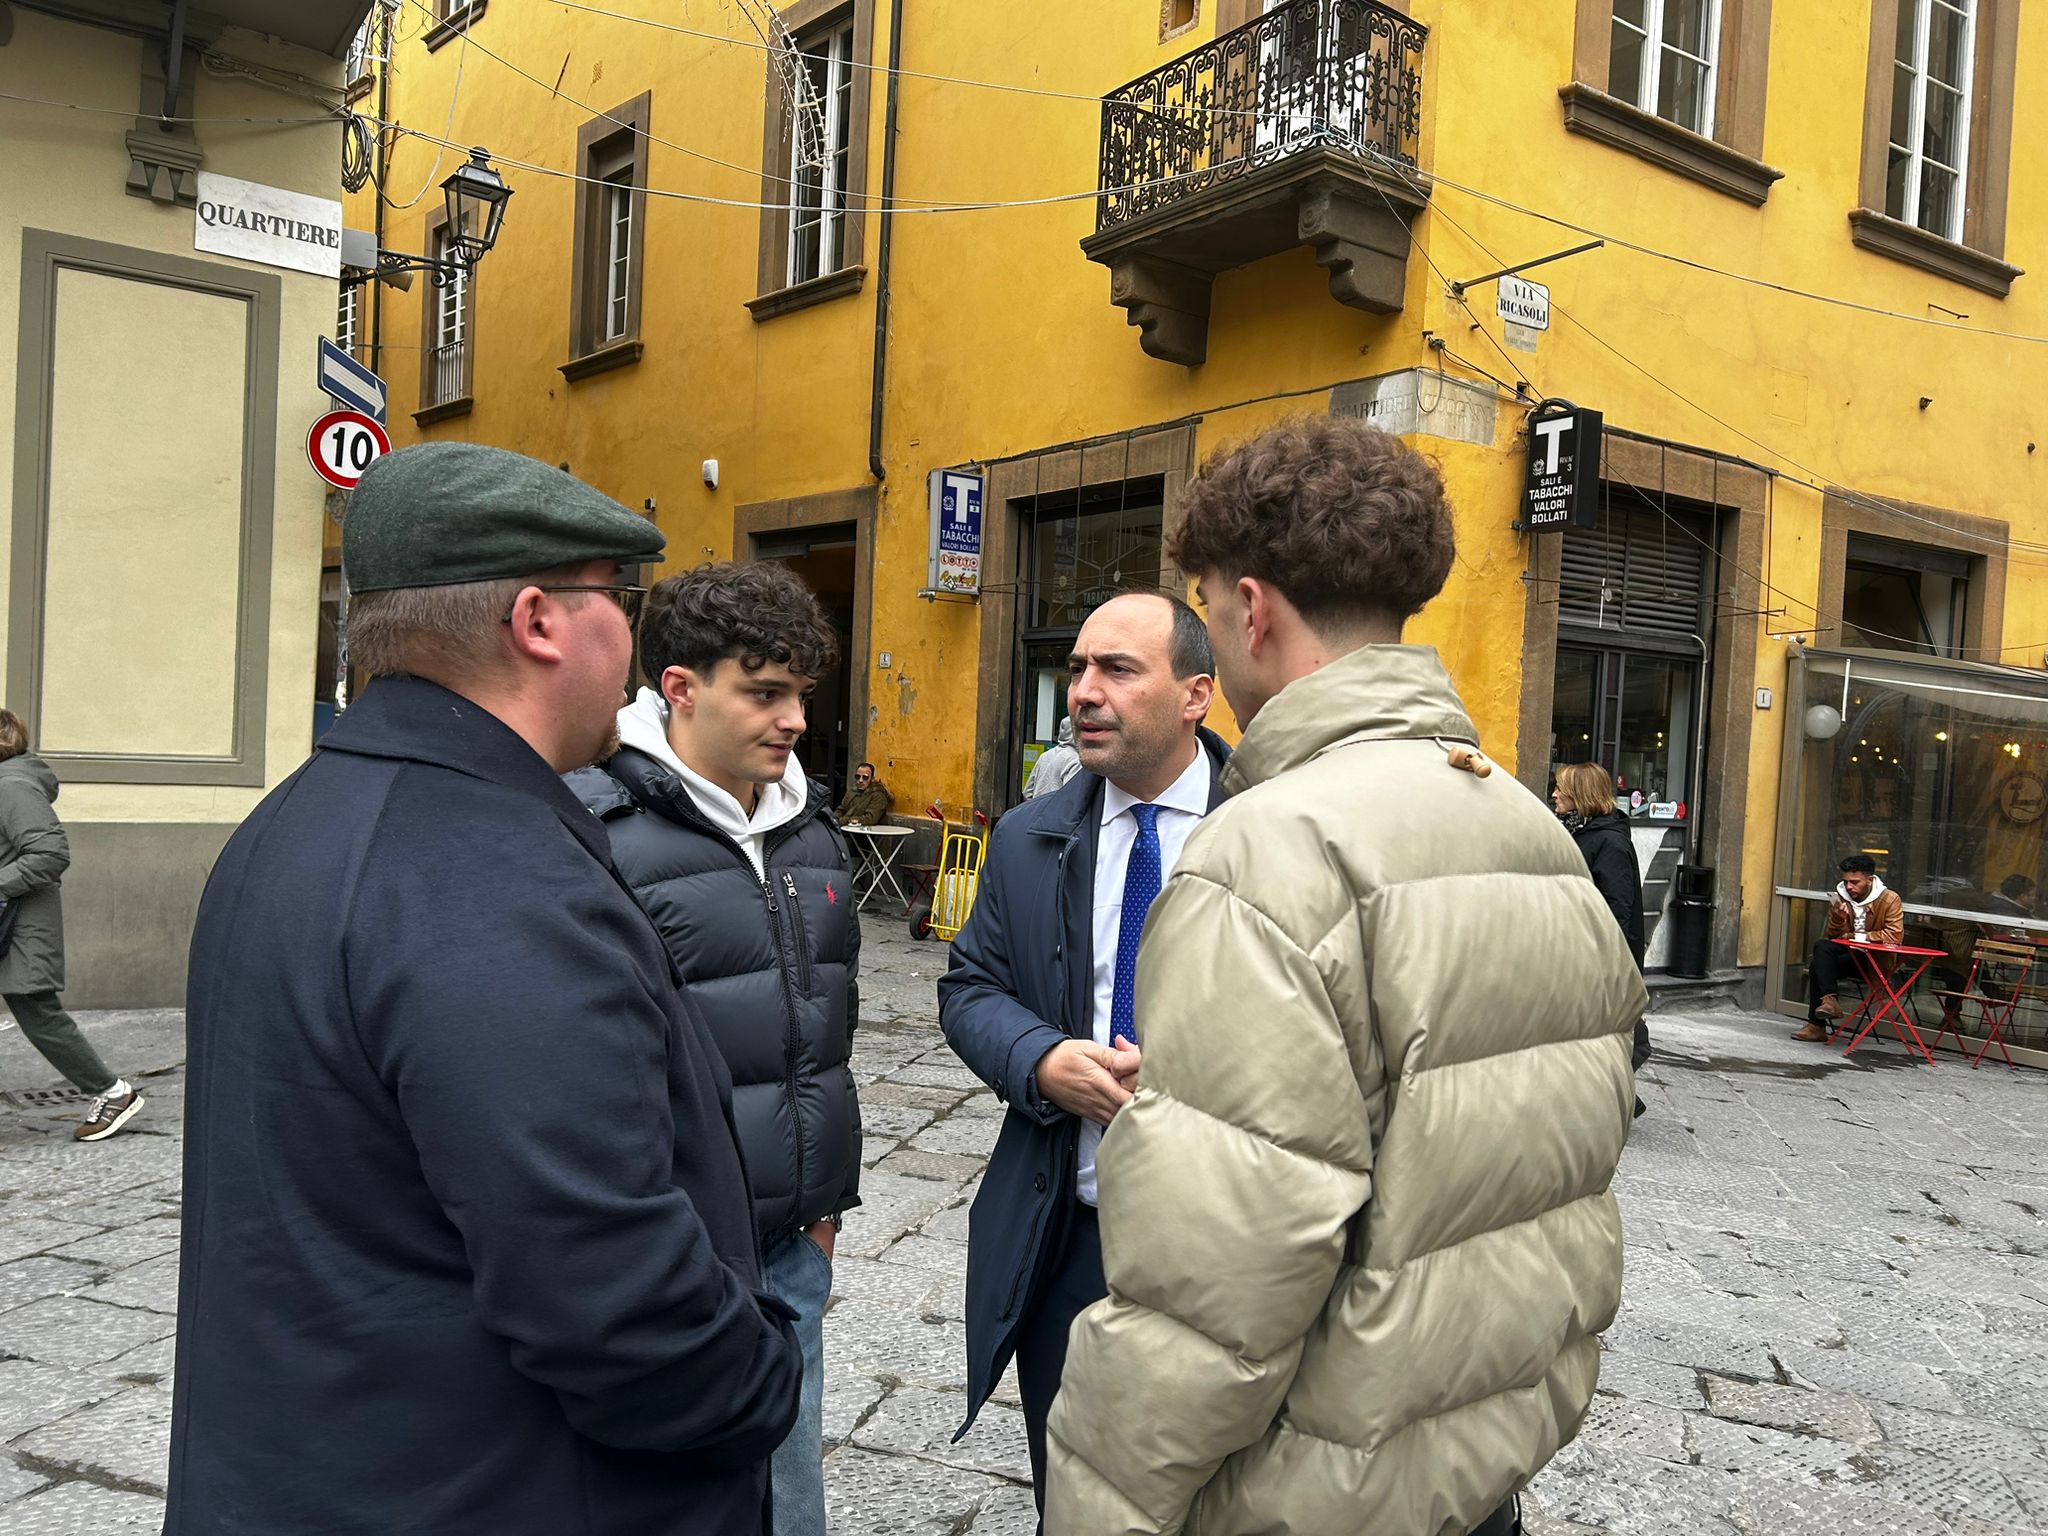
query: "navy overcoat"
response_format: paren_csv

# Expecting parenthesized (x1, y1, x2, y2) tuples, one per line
(168, 676, 801, 1535)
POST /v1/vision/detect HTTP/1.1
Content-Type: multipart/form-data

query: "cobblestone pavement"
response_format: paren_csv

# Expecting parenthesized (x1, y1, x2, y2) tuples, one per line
(0, 927, 2042, 1532)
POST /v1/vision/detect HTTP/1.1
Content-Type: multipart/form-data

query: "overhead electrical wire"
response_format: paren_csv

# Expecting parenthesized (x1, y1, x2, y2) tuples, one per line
(0, 53, 2043, 354)
(384, 117, 1267, 215)
(381, 0, 472, 208)
(383, 0, 1322, 213)
(1416, 193, 2048, 661)
(494, 0, 2048, 348)
(390, 0, 777, 189)
(1421, 187, 2035, 550)
(0, 87, 342, 125)
(389, 51, 2014, 648)
(13, 2, 2048, 354)
(1424, 169, 2046, 349)
(24, 0, 2035, 644)
(535, 0, 1272, 116)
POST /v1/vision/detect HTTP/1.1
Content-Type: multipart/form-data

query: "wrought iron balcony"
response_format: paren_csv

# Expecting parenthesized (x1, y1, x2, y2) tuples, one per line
(1081, 0, 1429, 365)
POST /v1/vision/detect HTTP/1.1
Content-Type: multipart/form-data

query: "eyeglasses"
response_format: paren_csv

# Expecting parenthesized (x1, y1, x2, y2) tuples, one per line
(500, 583, 647, 628)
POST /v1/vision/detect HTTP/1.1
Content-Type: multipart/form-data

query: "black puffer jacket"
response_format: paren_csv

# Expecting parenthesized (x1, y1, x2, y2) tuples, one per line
(1566, 808, 1646, 969)
(571, 749, 862, 1244)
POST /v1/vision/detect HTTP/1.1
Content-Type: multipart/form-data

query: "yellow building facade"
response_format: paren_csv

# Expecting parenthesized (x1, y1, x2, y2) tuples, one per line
(4, 0, 372, 1004)
(347, 0, 2048, 1016)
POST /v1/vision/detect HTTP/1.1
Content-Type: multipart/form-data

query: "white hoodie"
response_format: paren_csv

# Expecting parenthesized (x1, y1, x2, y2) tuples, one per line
(1834, 874, 1891, 940)
(614, 687, 810, 879)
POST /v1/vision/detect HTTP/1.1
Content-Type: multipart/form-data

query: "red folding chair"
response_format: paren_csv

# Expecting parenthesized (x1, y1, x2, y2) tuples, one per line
(1931, 937, 2037, 1069)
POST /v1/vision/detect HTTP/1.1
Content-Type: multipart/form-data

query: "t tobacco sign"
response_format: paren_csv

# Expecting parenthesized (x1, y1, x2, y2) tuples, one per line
(1521, 401, 1602, 532)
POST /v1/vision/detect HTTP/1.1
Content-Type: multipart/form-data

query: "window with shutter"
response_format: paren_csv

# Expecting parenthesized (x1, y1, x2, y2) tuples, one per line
(1559, 500, 1712, 639)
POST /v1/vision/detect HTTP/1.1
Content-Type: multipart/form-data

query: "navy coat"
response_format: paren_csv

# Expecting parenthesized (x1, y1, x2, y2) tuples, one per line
(938, 730, 1229, 1436)
(168, 676, 802, 1536)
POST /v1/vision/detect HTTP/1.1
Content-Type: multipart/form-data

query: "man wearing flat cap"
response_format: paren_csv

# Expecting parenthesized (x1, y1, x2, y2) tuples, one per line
(167, 444, 803, 1536)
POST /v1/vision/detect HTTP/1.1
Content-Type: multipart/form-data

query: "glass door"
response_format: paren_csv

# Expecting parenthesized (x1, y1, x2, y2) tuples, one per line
(1016, 635, 1077, 801)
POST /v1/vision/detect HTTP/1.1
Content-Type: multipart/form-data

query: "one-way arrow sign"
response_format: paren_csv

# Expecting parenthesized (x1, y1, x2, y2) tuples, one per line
(317, 335, 387, 426)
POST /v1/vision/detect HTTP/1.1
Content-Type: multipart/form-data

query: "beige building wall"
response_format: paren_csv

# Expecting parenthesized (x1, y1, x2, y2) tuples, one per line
(1, 11, 345, 1002)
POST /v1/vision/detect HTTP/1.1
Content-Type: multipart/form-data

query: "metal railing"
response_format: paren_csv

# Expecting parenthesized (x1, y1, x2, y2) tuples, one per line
(1095, 0, 1425, 232)
(426, 341, 467, 407)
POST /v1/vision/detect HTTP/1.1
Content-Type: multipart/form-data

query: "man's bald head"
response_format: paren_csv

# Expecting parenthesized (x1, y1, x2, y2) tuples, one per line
(1066, 592, 1215, 802)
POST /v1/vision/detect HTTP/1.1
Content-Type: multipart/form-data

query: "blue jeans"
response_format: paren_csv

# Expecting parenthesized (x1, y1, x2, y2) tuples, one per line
(763, 1230, 831, 1536)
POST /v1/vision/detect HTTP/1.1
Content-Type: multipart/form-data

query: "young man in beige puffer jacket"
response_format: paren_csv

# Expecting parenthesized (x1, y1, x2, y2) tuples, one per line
(1045, 417, 1645, 1536)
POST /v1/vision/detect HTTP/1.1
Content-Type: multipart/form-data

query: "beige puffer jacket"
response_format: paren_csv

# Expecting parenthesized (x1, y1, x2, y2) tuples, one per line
(1045, 645, 1644, 1536)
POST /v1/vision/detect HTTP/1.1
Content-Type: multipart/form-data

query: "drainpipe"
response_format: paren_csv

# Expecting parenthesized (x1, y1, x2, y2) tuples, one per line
(370, 2, 391, 381)
(866, 0, 903, 482)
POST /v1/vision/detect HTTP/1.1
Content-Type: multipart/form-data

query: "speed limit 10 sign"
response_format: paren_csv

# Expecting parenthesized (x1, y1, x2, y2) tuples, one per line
(307, 409, 392, 489)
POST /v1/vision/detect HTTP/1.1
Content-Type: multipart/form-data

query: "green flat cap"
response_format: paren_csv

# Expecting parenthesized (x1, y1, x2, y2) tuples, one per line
(343, 442, 665, 594)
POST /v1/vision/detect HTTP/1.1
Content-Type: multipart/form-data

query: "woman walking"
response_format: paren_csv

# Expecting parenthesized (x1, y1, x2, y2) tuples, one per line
(1554, 761, 1651, 1112)
(0, 710, 142, 1141)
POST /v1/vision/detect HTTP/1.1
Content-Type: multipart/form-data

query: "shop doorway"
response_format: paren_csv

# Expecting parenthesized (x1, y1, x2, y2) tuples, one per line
(1548, 492, 1718, 961)
(754, 526, 857, 803)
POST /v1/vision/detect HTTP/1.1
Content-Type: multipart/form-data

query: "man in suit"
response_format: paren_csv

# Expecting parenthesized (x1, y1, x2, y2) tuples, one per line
(939, 591, 1228, 1520)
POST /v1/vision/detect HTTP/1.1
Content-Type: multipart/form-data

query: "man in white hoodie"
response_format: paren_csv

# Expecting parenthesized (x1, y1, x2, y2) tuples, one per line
(569, 561, 861, 1536)
(1795, 852, 1905, 1042)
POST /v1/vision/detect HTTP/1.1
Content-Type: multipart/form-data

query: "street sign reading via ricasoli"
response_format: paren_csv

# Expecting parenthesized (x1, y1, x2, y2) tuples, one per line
(1522, 403, 1602, 532)
(1496, 274, 1551, 331)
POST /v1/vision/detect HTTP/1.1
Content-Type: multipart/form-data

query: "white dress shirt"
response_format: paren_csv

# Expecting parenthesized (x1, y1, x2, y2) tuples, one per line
(1076, 744, 1212, 1206)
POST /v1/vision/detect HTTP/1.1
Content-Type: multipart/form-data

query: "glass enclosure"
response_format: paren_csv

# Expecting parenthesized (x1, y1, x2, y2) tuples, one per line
(1009, 480, 1167, 802)
(1773, 646, 2048, 1064)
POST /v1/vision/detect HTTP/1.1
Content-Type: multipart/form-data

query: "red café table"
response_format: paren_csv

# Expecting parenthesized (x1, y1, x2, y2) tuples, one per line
(1831, 938, 1946, 1064)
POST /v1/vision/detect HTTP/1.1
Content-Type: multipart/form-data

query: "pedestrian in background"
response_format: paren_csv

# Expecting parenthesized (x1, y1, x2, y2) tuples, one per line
(941, 591, 1228, 1523)
(571, 560, 861, 1536)
(1553, 763, 1645, 966)
(1047, 418, 1644, 1536)
(1023, 716, 1080, 800)
(836, 760, 892, 825)
(169, 444, 801, 1536)
(0, 709, 142, 1142)
(1555, 760, 1653, 1110)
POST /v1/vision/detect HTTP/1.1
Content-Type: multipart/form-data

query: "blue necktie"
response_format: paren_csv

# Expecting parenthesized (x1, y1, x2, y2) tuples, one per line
(1110, 803, 1162, 1048)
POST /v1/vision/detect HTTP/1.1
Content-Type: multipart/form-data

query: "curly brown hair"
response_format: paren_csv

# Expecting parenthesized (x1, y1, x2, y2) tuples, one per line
(1168, 416, 1455, 627)
(639, 560, 840, 681)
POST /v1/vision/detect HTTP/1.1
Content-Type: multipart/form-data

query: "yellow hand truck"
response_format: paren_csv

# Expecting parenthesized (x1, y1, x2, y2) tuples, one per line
(907, 800, 989, 942)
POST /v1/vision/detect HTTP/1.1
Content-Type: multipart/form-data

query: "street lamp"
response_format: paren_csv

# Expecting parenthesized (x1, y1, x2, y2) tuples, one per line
(344, 147, 514, 290)
(442, 147, 512, 269)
